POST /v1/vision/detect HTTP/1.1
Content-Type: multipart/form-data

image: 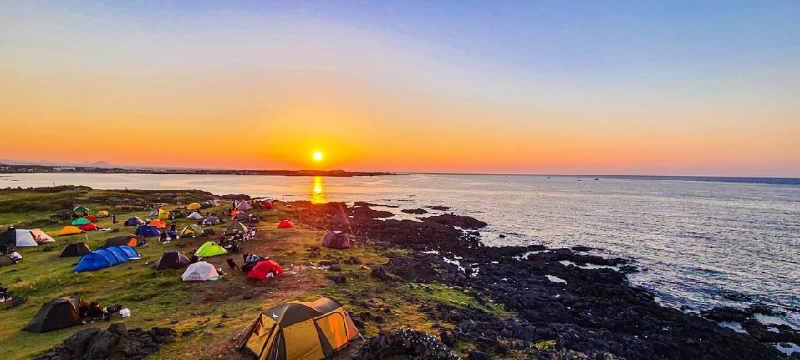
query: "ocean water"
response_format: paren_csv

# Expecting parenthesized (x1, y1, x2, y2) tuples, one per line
(2, 173, 799, 328)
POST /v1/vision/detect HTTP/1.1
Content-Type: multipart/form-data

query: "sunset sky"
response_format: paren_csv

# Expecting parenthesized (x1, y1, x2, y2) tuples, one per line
(1, 1, 799, 176)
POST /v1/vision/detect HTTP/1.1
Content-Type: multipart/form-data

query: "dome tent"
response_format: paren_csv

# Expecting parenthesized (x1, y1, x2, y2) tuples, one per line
(13, 229, 38, 247)
(187, 203, 202, 210)
(277, 220, 294, 229)
(73, 206, 90, 217)
(181, 261, 219, 282)
(78, 223, 99, 231)
(135, 225, 160, 238)
(195, 241, 228, 257)
(322, 231, 351, 249)
(71, 217, 91, 226)
(181, 224, 205, 238)
(235, 200, 252, 211)
(83, 215, 99, 222)
(187, 211, 203, 220)
(60, 242, 91, 257)
(124, 216, 144, 226)
(57, 226, 84, 236)
(23, 297, 83, 333)
(96, 210, 110, 218)
(226, 222, 248, 234)
(152, 250, 191, 270)
(101, 235, 143, 248)
(246, 260, 284, 281)
(238, 297, 360, 360)
(203, 215, 221, 225)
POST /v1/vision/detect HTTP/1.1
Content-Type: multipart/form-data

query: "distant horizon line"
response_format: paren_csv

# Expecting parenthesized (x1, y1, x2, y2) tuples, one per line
(1, 160, 798, 180)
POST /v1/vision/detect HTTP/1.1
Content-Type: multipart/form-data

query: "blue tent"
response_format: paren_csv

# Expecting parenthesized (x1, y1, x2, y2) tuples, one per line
(135, 225, 160, 238)
(119, 245, 140, 260)
(124, 216, 144, 226)
(95, 249, 121, 266)
(74, 252, 113, 272)
(106, 247, 130, 263)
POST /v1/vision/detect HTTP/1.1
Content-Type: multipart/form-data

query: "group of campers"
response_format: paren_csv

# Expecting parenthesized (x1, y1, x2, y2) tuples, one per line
(4, 198, 363, 360)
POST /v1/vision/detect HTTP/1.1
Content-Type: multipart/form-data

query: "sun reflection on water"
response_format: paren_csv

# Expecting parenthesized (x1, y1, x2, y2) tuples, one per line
(310, 176, 327, 204)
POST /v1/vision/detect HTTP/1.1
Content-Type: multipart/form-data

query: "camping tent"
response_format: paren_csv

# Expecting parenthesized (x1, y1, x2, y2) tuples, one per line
(226, 222, 248, 234)
(234, 212, 249, 222)
(148, 219, 168, 229)
(78, 223, 99, 231)
(135, 225, 161, 238)
(97, 210, 110, 218)
(83, 215, 99, 222)
(149, 208, 161, 217)
(14, 229, 38, 247)
(23, 297, 83, 333)
(95, 248, 122, 266)
(248, 214, 260, 224)
(195, 241, 227, 257)
(30, 229, 55, 244)
(0, 229, 16, 253)
(181, 261, 219, 282)
(235, 200, 253, 211)
(159, 209, 170, 220)
(187, 211, 203, 220)
(74, 252, 113, 272)
(118, 245, 140, 260)
(73, 206, 89, 217)
(238, 297, 360, 360)
(246, 260, 284, 281)
(322, 231, 351, 249)
(203, 215, 220, 225)
(187, 203, 202, 210)
(106, 247, 130, 263)
(180, 224, 205, 238)
(102, 235, 142, 248)
(260, 200, 274, 209)
(277, 220, 294, 229)
(60, 243, 91, 257)
(71, 217, 91, 226)
(152, 250, 191, 270)
(124, 216, 144, 226)
(57, 226, 84, 236)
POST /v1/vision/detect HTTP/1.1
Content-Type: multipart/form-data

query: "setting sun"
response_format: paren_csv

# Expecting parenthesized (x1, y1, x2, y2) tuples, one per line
(313, 151, 323, 161)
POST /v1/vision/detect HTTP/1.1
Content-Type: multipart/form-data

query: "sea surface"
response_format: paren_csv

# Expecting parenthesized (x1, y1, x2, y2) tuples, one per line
(3, 173, 799, 328)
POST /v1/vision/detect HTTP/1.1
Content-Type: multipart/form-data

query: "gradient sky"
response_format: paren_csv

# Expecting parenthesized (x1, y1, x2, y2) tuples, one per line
(1, 1, 799, 176)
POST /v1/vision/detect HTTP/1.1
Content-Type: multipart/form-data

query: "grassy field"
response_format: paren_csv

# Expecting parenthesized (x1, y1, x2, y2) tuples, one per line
(0, 187, 507, 359)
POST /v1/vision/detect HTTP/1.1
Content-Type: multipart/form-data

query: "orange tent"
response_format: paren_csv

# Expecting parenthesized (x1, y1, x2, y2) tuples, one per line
(148, 219, 168, 229)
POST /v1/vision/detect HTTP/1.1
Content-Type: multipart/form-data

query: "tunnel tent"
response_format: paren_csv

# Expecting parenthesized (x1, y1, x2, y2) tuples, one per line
(60, 242, 91, 257)
(106, 247, 130, 263)
(74, 252, 113, 272)
(238, 297, 360, 360)
(181, 261, 219, 282)
(23, 297, 83, 333)
(101, 235, 142, 248)
(118, 245, 140, 260)
(152, 250, 191, 270)
(95, 248, 122, 266)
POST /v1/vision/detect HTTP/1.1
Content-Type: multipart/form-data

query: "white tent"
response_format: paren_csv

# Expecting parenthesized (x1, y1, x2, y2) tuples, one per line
(181, 261, 219, 282)
(235, 200, 252, 211)
(30, 229, 55, 244)
(187, 212, 203, 220)
(15, 229, 38, 247)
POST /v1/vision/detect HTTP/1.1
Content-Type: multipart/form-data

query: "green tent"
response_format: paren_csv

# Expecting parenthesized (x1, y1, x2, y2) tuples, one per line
(225, 222, 248, 234)
(195, 241, 227, 257)
(181, 224, 205, 238)
(71, 218, 91, 226)
(73, 205, 90, 216)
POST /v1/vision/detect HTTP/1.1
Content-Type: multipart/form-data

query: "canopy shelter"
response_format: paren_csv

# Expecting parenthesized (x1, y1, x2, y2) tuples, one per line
(60, 242, 91, 257)
(23, 297, 84, 333)
(181, 261, 219, 282)
(322, 231, 351, 249)
(152, 250, 191, 270)
(238, 297, 360, 360)
(195, 241, 228, 257)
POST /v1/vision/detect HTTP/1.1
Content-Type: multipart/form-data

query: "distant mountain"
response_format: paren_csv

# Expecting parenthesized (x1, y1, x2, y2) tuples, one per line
(0, 159, 119, 168)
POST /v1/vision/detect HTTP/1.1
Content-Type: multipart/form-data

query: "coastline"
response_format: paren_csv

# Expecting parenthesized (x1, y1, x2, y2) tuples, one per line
(0, 186, 796, 359)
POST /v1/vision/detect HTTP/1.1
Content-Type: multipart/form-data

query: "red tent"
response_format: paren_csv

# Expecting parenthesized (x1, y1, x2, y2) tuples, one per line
(83, 215, 99, 222)
(277, 220, 294, 229)
(261, 201, 274, 209)
(246, 260, 283, 281)
(78, 223, 99, 231)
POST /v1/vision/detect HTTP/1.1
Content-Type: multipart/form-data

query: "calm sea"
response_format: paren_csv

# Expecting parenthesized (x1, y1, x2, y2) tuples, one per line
(3, 173, 798, 328)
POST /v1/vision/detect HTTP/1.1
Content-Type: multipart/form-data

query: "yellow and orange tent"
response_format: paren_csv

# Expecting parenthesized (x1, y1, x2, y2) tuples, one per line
(57, 226, 84, 236)
(148, 219, 168, 229)
(186, 203, 202, 211)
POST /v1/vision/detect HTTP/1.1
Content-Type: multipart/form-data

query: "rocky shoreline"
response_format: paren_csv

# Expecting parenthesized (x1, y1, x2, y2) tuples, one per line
(287, 201, 797, 360)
